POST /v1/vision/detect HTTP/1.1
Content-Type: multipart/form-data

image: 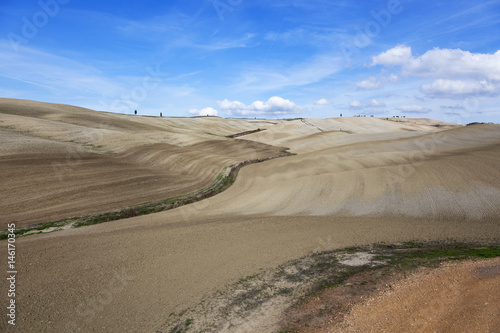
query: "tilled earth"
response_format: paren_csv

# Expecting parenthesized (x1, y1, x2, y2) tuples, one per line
(2, 99, 500, 332)
(160, 242, 500, 333)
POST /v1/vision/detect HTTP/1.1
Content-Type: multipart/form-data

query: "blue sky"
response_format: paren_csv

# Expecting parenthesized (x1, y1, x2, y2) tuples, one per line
(1, 0, 500, 123)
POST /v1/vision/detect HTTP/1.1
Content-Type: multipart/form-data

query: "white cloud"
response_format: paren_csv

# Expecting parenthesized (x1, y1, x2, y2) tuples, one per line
(349, 100, 362, 109)
(421, 79, 498, 98)
(371, 45, 412, 66)
(370, 45, 500, 110)
(395, 105, 431, 114)
(406, 48, 500, 81)
(387, 74, 399, 82)
(372, 45, 500, 81)
(314, 98, 330, 105)
(440, 105, 466, 110)
(366, 99, 386, 107)
(191, 33, 257, 51)
(356, 74, 398, 90)
(348, 99, 386, 109)
(356, 76, 381, 90)
(218, 96, 301, 116)
(188, 107, 218, 116)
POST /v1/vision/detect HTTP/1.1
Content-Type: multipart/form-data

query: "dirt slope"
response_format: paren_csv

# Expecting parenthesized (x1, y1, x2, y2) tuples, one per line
(331, 257, 500, 333)
(207, 123, 500, 220)
(1, 99, 499, 332)
(3, 215, 498, 333)
(239, 117, 460, 154)
(0, 98, 284, 226)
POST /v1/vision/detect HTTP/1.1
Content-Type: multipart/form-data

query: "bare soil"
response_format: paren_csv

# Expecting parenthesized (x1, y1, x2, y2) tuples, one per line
(158, 243, 500, 333)
(1, 99, 500, 332)
(0, 99, 284, 227)
(329, 257, 500, 333)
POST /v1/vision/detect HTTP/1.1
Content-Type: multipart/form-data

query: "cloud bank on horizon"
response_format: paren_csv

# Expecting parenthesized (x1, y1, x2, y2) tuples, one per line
(0, 0, 499, 123)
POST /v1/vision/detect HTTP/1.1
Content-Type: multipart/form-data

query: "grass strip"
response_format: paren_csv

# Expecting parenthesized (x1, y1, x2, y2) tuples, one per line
(0, 149, 294, 239)
(158, 241, 500, 333)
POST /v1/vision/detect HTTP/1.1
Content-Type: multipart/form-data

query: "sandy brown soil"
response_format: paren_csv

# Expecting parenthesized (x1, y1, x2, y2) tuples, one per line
(1, 98, 499, 332)
(0, 98, 284, 226)
(3, 215, 498, 333)
(214, 123, 500, 220)
(330, 257, 500, 333)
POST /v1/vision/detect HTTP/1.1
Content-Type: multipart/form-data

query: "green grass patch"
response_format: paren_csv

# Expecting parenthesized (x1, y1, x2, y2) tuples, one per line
(397, 246, 500, 260)
(302, 242, 500, 302)
(0, 219, 72, 240)
(1, 150, 294, 239)
(277, 288, 293, 295)
(160, 241, 500, 333)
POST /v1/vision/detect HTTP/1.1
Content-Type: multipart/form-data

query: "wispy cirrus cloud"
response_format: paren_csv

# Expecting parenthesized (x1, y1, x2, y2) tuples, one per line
(0, 41, 201, 114)
(0, 41, 123, 97)
(232, 54, 343, 93)
(187, 33, 258, 50)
